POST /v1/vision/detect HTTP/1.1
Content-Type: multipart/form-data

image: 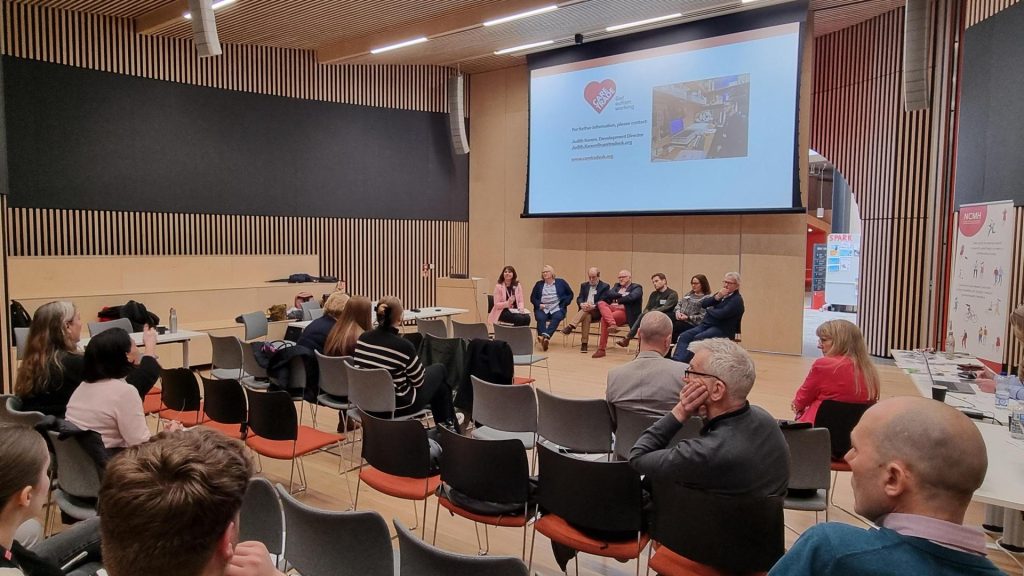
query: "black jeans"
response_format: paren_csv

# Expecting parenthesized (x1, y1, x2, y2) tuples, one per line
(393, 364, 460, 431)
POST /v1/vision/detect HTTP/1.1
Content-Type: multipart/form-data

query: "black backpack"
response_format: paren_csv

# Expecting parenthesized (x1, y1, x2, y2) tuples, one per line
(10, 300, 32, 338)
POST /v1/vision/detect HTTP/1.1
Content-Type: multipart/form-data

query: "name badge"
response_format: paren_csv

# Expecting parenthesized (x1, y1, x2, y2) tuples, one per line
(659, 299, 667, 305)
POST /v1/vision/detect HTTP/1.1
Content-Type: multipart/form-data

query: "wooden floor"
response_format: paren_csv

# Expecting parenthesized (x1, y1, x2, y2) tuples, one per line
(62, 337, 1024, 575)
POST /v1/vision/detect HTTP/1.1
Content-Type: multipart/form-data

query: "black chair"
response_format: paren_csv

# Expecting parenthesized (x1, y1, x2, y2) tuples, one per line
(530, 444, 648, 575)
(278, 485, 394, 576)
(396, 518, 529, 576)
(354, 410, 440, 539)
(200, 376, 248, 439)
(648, 478, 785, 575)
(814, 400, 872, 461)
(158, 368, 204, 427)
(433, 427, 535, 558)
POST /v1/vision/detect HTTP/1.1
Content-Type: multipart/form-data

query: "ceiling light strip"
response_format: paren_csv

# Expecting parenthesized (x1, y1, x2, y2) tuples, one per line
(605, 13, 683, 32)
(482, 5, 558, 26)
(370, 36, 429, 54)
(494, 39, 555, 55)
(183, 0, 237, 19)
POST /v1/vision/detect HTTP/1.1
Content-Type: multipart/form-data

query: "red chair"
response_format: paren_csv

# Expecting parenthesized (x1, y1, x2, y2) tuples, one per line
(353, 410, 440, 538)
(530, 444, 648, 576)
(244, 388, 344, 493)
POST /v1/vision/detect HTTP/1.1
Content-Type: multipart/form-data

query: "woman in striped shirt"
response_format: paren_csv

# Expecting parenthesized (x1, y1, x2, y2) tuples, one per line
(352, 296, 460, 431)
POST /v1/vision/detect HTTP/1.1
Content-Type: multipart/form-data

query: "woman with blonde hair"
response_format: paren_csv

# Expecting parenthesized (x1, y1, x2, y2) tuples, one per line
(296, 291, 350, 353)
(16, 301, 160, 418)
(792, 319, 880, 423)
(324, 295, 372, 357)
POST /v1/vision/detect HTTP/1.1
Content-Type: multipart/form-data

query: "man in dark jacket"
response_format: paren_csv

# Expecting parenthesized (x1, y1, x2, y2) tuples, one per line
(561, 267, 611, 353)
(591, 270, 643, 358)
(672, 272, 744, 363)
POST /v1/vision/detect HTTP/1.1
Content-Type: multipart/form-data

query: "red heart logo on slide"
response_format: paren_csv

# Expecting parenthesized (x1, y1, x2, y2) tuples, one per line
(584, 79, 616, 113)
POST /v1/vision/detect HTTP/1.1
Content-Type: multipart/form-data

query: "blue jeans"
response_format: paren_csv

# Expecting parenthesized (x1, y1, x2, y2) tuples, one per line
(534, 308, 565, 338)
(672, 324, 728, 363)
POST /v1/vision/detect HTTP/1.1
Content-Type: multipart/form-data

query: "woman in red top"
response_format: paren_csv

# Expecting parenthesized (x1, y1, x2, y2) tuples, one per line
(792, 319, 880, 423)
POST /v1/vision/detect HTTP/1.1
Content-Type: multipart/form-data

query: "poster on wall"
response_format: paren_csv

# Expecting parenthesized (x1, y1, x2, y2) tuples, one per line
(948, 200, 1016, 368)
(824, 233, 860, 308)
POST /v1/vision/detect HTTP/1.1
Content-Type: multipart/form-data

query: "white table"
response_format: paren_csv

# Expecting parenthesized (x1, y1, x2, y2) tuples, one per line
(288, 307, 469, 331)
(891, 349, 1003, 424)
(79, 329, 205, 367)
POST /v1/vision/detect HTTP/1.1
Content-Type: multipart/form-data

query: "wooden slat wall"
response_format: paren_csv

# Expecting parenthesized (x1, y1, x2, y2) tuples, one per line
(965, 0, 1020, 26)
(4, 208, 468, 309)
(0, 2, 469, 311)
(812, 8, 935, 357)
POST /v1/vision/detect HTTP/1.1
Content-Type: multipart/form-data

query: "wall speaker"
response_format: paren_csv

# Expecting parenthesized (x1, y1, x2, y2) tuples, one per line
(187, 0, 222, 57)
(903, 0, 930, 111)
(447, 75, 469, 155)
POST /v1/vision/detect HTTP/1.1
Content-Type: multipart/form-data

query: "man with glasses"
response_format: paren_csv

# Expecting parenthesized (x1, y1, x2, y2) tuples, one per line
(591, 270, 643, 359)
(630, 338, 788, 498)
(671, 271, 744, 364)
(616, 272, 679, 349)
(561, 267, 610, 353)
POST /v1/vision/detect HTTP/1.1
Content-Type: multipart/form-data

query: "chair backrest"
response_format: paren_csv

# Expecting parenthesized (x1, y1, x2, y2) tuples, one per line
(159, 368, 202, 413)
(240, 340, 269, 379)
(277, 485, 394, 576)
(200, 376, 248, 426)
(814, 400, 872, 459)
(535, 444, 644, 534)
(88, 318, 133, 337)
(344, 362, 396, 414)
(650, 479, 785, 573)
(241, 311, 269, 341)
(452, 321, 489, 341)
(612, 408, 702, 461)
(238, 477, 284, 555)
(471, 376, 537, 434)
(307, 308, 325, 321)
(2, 395, 47, 427)
(487, 294, 495, 313)
(244, 389, 297, 442)
(14, 327, 30, 358)
(417, 318, 448, 338)
(395, 518, 528, 576)
(536, 389, 613, 454)
(315, 352, 352, 399)
(300, 300, 322, 321)
(782, 427, 832, 491)
(437, 426, 530, 504)
(209, 334, 244, 374)
(358, 410, 433, 479)
(492, 325, 534, 357)
(47, 431, 103, 499)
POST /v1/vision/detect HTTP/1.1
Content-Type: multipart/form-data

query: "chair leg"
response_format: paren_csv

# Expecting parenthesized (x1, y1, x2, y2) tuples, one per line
(353, 474, 362, 510)
(473, 522, 483, 554)
(432, 499, 442, 546)
(422, 497, 430, 540)
(528, 524, 538, 573)
(311, 404, 319, 429)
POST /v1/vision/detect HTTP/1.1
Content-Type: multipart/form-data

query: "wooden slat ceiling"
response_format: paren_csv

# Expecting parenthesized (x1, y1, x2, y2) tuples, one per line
(17, 0, 907, 73)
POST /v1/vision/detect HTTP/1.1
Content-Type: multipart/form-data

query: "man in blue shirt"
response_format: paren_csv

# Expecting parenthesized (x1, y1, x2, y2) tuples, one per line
(769, 397, 1004, 576)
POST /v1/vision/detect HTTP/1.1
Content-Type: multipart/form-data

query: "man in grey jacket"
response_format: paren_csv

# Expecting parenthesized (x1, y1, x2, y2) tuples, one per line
(606, 312, 686, 419)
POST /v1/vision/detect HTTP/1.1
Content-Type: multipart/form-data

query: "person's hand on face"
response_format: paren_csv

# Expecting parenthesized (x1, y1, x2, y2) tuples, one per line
(671, 381, 709, 422)
(225, 541, 283, 576)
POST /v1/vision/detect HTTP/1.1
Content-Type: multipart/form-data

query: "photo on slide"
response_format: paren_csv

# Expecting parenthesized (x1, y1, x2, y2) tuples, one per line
(650, 74, 750, 162)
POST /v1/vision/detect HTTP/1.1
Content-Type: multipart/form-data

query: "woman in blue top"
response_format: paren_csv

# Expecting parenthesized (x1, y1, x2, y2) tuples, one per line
(529, 265, 574, 351)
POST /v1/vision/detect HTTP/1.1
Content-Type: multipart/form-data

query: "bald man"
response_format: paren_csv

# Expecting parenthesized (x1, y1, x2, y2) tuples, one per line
(561, 267, 611, 353)
(769, 397, 1003, 575)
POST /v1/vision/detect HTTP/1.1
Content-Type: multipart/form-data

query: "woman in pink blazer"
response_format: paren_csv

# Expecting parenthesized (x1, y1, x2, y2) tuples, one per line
(792, 319, 880, 423)
(488, 266, 528, 326)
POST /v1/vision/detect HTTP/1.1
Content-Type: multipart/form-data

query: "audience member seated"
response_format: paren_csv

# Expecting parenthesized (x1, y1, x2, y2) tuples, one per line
(591, 270, 642, 359)
(99, 428, 285, 576)
(672, 272, 744, 364)
(791, 319, 880, 423)
(15, 301, 160, 418)
(295, 291, 349, 353)
(560, 267, 610, 353)
(487, 265, 530, 327)
(606, 313, 686, 418)
(323, 295, 372, 357)
(529, 265, 574, 351)
(672, 274, 711, 343)
(630, 338, 789, 498)
(617, 272, 678, 348)
(66, 329, 181, 451)
(353, 296, 460, 432)
(0, 425, 103, 576)
(769, 397, 1003, 575)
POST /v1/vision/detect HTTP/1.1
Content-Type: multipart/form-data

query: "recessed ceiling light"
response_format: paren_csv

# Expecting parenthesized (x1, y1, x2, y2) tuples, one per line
(494, 40, 555, 55)
(370, 37, 429, 55)
(483, 5, 558, 26)
(606, 13, 683, 32)
(183, 0, 237, 19)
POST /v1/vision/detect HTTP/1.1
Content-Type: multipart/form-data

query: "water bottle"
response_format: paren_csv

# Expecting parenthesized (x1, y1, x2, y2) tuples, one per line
(169, 307, 178, 334)
(1010, 402, 1024, 440)
(995, 372, 1010, 409)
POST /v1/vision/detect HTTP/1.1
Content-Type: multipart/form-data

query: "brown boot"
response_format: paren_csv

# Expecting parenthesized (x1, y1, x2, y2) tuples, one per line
(561, 324, 575, 335)
(541, 335, 550, 351)
(591, 349, 606, 358)
(580, 343, 588, 353)
(616, 337, 630, 348)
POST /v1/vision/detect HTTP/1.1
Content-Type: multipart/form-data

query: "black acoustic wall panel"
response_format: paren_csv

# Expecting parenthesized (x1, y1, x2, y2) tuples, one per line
(2, 56, 468, 220)
(955, 1, 1024, 208)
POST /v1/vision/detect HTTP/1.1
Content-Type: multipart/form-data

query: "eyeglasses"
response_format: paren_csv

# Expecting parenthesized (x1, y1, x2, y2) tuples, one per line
(722, 280, 738, 286)
(683, 367, 725, 384)
(617, 276, 629, 279)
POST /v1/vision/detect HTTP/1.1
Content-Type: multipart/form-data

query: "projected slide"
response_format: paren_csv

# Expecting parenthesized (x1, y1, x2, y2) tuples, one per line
(528, 23, 801, 216)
